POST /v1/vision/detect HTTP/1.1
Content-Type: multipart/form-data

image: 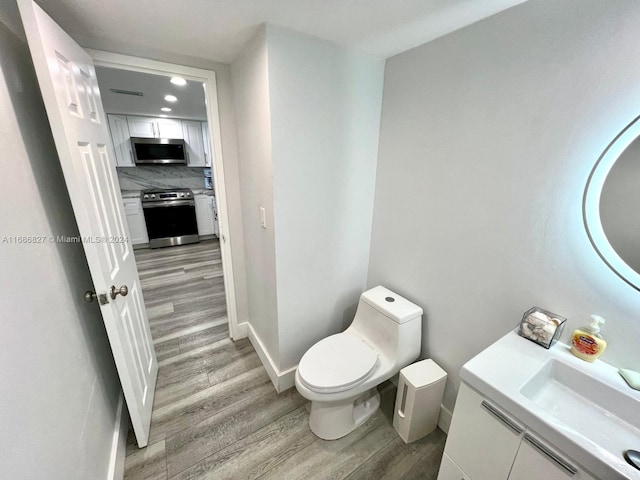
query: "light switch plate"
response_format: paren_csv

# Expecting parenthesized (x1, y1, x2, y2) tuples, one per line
(260, 206, 266, 229)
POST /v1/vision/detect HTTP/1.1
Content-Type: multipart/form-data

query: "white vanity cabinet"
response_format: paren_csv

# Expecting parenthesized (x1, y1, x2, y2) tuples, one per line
(441, 383, 524, 480)
(194, 193, 216, 236)
(182, 120, 206, 167)
(508, 434, 596, 480)
(126, 115, 183, 139)
(439, 383, 597, 480)
(107, 114, 135, 167)
(122, 197, 148, 245)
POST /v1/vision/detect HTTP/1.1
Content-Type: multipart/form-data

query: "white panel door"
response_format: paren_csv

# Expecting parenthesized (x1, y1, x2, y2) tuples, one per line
(18, 0, 158, 447)
(201, 121, 213, 167)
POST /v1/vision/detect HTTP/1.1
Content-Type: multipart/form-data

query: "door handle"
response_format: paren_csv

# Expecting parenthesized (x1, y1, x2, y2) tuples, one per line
(110, 285, 129, 299)
(84, 290, 109, 305)
(523, 433, 577, 475)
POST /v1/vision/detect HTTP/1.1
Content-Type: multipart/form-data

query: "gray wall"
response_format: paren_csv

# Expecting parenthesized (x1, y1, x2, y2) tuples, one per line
(267, 26, 384, 370)
(231, 25, 384, 374)
(231, 26, 281, 365)
(42, 13, 252, 328)
(0, 2, 121, 477)
(369, 0, 640, 410)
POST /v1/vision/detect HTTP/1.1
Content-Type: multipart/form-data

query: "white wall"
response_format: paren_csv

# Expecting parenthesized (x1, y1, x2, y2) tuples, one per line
(231, 26, 280, 365)
(231, 25, 384, 378)
(267, 26, 384, 370)
(0, 4, 121, 478)
(369, 0, 640, 410)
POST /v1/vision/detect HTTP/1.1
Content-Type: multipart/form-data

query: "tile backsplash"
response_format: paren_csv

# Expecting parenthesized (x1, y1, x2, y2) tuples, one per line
(117, 166, 206, 191)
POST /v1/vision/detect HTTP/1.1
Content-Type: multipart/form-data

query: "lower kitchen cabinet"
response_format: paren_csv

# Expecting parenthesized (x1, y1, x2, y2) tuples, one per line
(123, 197, 148, 245)
(194, 193, 216, 236)
(438, 383, 597, 480)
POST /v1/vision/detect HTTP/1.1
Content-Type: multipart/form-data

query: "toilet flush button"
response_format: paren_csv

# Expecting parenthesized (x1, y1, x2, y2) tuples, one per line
(385, 297, 395, 302)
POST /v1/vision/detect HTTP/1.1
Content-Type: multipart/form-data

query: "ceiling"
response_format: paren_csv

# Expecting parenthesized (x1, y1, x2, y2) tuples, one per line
(96, 67, 207, 120)
(38, 0, 527, 64)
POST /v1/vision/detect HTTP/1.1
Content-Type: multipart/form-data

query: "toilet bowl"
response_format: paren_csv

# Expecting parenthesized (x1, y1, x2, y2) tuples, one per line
(295, 286, 422, 440)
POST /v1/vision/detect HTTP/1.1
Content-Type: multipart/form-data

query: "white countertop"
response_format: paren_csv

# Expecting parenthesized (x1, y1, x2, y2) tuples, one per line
(461, 330, 640, 480)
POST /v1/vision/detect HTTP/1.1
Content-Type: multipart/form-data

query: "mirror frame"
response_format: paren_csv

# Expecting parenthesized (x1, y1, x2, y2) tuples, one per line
(583, 114, 640, 291)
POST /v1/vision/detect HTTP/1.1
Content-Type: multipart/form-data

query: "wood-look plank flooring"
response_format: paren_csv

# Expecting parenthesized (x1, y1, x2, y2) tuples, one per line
(124, 239, 446, 480)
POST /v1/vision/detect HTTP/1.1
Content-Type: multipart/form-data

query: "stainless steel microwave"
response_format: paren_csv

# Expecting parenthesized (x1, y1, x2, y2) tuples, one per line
(130, 137, 187, 165)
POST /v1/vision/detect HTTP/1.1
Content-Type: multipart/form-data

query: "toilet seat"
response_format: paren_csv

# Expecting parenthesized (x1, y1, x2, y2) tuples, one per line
(297, 333, 378, 393)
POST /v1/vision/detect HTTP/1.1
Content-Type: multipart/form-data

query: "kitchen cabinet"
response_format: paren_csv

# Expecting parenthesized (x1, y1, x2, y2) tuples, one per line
(182, 120, 206, 167)
(194, 194, 217, 236)
(122, 197, 148, 245)
(107, 114, 135, 167)
(201, 122, 213, 167)
(439, 383, 597, 480)
(126, 115, 183, 139)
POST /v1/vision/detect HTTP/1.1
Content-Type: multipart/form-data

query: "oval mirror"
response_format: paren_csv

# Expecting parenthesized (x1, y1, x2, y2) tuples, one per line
(584, 115, 640, 291)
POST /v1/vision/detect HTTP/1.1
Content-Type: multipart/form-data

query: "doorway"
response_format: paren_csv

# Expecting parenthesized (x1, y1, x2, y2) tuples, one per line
(89, 50, 241, 341)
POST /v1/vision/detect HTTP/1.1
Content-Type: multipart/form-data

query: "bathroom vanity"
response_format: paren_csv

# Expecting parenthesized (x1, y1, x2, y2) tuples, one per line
(438, 331, 640, 480)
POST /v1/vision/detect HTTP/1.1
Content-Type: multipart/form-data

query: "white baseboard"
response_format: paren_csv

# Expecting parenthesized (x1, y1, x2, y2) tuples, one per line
(106, 393, 128, 480)
(247, 324, 297, 393)
(232, 321, 249, 340)
(438, 404, 453, 434)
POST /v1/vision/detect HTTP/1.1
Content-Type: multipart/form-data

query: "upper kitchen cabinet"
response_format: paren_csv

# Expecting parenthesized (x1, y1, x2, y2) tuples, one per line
(201, 122, 214, 167)
(126, 115, 183, 139)
(107, 114, 135, 167)
(182, 120, 207, 167)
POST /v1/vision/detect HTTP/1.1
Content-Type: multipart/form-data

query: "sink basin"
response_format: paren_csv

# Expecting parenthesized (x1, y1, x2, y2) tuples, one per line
(521, 359, 640, 456)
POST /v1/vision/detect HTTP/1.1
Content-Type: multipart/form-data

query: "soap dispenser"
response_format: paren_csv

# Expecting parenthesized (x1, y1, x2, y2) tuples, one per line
(570, 315, 607, 362)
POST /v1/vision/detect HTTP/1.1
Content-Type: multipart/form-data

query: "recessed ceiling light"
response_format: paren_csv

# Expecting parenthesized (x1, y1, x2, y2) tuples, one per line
(164, 94, 178, 102)
(161, 107, 172, 112)
(170, 76, 187, 86)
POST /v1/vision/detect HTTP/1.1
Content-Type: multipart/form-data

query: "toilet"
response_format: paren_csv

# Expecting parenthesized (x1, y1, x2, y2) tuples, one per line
(295, 286, 423, 440)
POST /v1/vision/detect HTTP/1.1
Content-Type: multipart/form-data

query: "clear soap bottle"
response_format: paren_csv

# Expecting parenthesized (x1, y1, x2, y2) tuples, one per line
(570, 315, 607, 362)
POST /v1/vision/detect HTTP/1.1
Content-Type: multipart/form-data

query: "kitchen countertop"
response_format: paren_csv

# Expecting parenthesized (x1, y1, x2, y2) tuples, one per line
(120, 189, 214, 198)
(121, 190, 142, 198)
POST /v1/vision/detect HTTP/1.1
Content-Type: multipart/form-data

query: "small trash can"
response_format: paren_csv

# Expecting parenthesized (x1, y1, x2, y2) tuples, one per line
(393, 358, 447, 443)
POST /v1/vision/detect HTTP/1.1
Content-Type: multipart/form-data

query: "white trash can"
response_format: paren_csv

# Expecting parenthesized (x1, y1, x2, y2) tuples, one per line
(393, 359, 447, 443)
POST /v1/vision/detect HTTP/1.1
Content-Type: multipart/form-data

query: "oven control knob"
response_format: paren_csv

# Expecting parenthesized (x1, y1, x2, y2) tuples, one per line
(151, 194, 156, 199)
(180, 193, 185, 197)
(186, 192, 191, 197)
(143, 194, 148, 199)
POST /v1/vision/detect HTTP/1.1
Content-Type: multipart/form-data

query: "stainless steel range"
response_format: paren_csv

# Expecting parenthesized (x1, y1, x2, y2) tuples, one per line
(141, 188, 199, 248)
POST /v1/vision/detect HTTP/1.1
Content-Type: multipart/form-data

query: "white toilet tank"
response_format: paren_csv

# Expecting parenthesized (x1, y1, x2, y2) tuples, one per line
(348, 286, 423, 363)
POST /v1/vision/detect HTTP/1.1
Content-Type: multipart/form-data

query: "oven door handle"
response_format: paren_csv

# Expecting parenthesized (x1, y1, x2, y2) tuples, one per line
(142, 199, 195, 208)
